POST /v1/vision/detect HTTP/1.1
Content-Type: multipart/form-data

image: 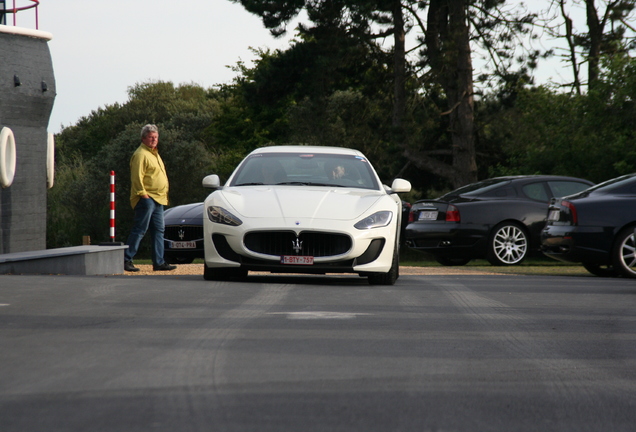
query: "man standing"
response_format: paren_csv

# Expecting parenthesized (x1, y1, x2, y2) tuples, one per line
(124, 124, 176, 272)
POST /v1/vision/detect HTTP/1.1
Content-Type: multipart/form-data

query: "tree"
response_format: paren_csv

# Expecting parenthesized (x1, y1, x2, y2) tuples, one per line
(49, 82, 219, 249)
(549, 0, 636, 92)
(230, 0, 420, 151)
(483, 52, 636, 183)
(231, 0, 539, 189)
(406, 0, 478, 188)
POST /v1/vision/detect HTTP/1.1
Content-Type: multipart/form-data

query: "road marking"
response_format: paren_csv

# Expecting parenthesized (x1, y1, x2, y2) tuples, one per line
(268, 311, 370, 320)
(0, 304, 9, 307)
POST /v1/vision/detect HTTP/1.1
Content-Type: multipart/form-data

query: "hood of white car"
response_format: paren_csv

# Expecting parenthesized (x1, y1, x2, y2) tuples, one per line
(217, 187, 385, 221)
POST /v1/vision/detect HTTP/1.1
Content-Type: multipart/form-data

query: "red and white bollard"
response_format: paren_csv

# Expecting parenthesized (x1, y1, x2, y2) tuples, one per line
(110, 170, 116, 242)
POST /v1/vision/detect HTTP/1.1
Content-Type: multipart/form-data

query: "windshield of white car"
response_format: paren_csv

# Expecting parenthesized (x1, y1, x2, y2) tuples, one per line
(230, 153, 380, 190)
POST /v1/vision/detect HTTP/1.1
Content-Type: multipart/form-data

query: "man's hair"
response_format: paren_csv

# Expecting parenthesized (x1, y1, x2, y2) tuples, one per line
(140, 124, 159, 139)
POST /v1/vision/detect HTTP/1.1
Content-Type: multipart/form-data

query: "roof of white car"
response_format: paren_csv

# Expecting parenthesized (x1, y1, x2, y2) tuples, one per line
(250, 145, 365, 157)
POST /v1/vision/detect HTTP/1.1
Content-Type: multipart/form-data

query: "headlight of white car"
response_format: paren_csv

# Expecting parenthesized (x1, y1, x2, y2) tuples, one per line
(354, 211, 393, 230)
(207, 206, 242, 226)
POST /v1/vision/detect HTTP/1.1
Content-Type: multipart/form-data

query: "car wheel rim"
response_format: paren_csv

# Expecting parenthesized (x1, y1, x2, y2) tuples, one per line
(620, 234, 636, 274)
(493, 225, 527, 264)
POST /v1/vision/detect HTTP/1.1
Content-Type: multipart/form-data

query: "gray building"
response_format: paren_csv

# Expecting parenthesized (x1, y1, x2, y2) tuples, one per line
(0, 25, 56, 254)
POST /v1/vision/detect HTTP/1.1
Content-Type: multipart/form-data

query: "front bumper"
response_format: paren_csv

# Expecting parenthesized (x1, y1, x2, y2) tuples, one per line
(404, 223, 487, 258)
(540, 225, 611, 264)
(204, 219, 397, 274)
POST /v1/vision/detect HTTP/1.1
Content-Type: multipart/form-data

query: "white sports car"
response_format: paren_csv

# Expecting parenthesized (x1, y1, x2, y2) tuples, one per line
(201, 146, 411, 285)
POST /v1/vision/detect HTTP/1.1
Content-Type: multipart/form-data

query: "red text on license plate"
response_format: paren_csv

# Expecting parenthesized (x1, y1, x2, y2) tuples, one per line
(281, 255, 314, 265)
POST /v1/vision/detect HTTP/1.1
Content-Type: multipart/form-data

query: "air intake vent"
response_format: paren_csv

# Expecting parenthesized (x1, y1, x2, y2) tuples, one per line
(244, 231, 351, 257)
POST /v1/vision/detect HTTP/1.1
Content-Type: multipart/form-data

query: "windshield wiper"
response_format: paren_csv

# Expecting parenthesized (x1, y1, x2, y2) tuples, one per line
(235, 182, 265, 186)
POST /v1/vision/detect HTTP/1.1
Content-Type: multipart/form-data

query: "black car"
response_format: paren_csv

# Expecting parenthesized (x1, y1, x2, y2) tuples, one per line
(541, 173, 636, 278)
(404, 175, 594, 266)
(163, 202, 204, 264)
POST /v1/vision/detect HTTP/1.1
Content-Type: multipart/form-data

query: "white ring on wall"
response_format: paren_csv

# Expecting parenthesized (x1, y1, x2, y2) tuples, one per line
(0, 127, 17, 188)
(47, 132, 55, 189)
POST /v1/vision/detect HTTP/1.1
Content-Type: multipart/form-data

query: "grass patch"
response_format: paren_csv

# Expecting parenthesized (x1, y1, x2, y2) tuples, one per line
(477, 266, 590, 276)
(399, 249, 590, 276)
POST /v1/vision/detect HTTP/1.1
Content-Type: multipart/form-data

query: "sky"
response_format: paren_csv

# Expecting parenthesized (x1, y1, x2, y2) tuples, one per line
(17, 1, 581, 133)
(33, 0, 298, 133)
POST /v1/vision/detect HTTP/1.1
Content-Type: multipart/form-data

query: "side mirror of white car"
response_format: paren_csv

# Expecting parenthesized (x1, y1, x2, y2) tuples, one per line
(202, 174, 221, 189)
(390, 178, 411, 193)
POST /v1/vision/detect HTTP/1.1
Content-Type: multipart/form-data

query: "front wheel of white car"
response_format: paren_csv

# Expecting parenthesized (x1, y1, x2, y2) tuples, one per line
(368, 248, 399, 285)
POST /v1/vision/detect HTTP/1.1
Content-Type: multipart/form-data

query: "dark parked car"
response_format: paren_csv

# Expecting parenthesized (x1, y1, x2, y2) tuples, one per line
(163, 202, 204, 264)
(541, 173, 636, 278)
(405, 175, 594, 266)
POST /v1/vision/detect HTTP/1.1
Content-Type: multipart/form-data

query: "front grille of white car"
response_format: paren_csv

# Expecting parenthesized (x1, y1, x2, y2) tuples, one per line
(244, 231, 351, 257)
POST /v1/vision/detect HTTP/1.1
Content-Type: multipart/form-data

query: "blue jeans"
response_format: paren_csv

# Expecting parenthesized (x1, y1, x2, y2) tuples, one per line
(124, 198, 166, 266)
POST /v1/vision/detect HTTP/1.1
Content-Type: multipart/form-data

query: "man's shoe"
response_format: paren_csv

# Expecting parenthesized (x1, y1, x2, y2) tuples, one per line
(153, 262, 177, 271)
(124, 261, 140, 272)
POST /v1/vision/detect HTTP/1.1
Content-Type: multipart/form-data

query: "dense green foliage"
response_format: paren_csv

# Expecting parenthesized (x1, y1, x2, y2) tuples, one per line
(483, 54, 636, 183)
(49, 83, 222, 250)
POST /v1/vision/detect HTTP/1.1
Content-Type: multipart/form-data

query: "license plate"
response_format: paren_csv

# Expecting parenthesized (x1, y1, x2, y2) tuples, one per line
(170, 241, 197, 249)
(548, 210, 560, 222)
(418, 211, 438, 221)
(281, 255, 314, 265)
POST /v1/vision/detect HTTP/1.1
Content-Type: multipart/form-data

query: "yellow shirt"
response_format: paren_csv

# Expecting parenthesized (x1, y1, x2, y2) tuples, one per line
(129, 144, 169, 208)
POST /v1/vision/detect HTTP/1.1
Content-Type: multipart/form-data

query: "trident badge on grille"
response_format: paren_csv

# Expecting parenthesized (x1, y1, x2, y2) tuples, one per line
(178, 229, 185, 240)
(292, 237, 303, 254)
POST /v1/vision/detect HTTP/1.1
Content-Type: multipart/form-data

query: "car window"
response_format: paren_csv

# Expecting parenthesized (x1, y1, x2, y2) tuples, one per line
(230, 153, 380, 190)
(522, 183, 549, 202)
(440, 179, 512, 198)
(547, 181, 591, 198)
(483, 187, 516, 198)
(579, 174, 636, 195)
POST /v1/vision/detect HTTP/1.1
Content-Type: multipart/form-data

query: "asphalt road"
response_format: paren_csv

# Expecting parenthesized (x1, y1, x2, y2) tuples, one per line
(1, 272, 635, 431)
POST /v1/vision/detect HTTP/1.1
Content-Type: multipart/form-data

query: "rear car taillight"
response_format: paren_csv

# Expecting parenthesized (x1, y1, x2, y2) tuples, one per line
(446, 204, 460, 222)
(562, 200, 578, 225)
